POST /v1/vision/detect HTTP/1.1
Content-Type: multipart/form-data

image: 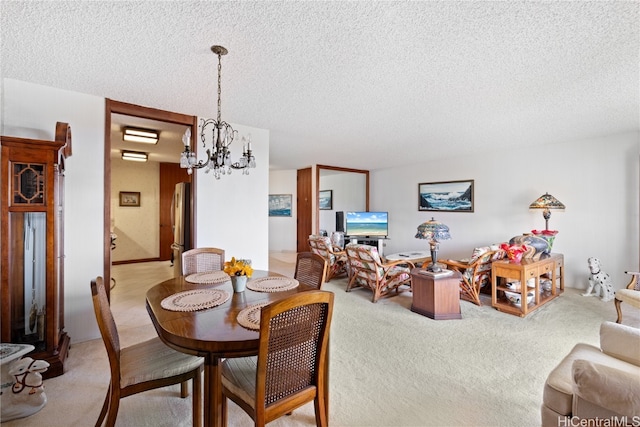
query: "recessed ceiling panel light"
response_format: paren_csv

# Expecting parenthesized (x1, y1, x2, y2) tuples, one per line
(123, 127, 159, 144)
(121, 150, 148, 162)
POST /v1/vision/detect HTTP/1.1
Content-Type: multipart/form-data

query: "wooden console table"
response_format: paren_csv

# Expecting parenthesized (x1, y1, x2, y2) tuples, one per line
(410, 268, 462, 320)
(491, 253, 564, 317)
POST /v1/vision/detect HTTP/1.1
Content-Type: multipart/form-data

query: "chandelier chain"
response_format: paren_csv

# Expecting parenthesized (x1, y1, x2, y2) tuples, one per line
(217, 51, 222, 124)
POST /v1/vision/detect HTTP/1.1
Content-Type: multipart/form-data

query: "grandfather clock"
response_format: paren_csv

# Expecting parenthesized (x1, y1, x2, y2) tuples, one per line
(1, 122, 72, 378)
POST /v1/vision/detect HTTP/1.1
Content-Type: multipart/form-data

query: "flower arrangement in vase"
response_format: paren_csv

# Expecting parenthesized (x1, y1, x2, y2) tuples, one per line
(500, 243, 528, 263)
(531, 229, 558, 254)
(224, 257, 253, 292)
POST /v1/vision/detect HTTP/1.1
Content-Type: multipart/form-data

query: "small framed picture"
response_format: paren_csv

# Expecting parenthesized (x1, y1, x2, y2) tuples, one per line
(418, 180, 474, 212)
(119, 191, 141, 207)
(319, 190, 333, 210)
(269, 194, 292, 217)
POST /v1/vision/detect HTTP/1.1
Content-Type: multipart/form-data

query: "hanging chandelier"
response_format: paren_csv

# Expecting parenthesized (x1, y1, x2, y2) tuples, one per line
(180, 45, 256, 178)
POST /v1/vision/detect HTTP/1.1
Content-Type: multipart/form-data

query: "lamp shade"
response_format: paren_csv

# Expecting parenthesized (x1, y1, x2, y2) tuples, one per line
(415, 218, 451, 241)
(529, 193, 565, 211)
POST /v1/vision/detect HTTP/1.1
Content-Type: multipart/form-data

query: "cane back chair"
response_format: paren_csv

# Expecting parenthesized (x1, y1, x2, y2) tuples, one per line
(181, 247, 225, 275)
(220, 290, 334, 427)
(295, 252, 328, 289)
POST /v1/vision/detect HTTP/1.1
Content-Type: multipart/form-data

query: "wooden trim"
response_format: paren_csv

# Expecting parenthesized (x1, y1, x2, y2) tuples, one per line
(315, 165, 369, 233)
(112, 257, 160, 265)
(105, 99, 198, 300)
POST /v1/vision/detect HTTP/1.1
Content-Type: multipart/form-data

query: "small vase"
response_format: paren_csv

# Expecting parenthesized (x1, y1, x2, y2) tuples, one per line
(230, 275, 247, 293)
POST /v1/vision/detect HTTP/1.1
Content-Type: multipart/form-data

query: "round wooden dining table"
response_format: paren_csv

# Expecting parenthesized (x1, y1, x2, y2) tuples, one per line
(146, 270, 315, 427)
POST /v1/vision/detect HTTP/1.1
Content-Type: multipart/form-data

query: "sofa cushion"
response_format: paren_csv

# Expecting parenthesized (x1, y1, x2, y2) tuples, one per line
(600, 321, 640, 366)
(543, 343, 602, 416)
(572, 359, 640, 418)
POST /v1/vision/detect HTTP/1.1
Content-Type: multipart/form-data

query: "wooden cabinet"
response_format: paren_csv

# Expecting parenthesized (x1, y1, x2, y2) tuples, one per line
(491, 253, 564, 317)
(1, 123, 72, 378)
(410, 268, 462, 320)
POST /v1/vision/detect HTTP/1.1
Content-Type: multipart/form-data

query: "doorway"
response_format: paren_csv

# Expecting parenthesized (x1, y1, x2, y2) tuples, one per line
(104, 100, 197, 298)
(295, 165, 369, 253)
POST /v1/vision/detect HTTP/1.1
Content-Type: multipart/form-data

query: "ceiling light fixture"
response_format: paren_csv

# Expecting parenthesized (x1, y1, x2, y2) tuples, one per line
(180, 45, 256, 179)
(123, 127, 159, 144)
(121, 150, 148, 162)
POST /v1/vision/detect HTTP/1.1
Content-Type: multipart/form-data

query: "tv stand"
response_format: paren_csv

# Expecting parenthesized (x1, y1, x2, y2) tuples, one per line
(345, 237, 386, 256)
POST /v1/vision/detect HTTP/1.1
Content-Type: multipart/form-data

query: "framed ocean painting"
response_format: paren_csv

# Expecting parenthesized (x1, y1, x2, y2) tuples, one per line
(319, 190, 333, 210)
(418, 180, 474, 212)
(268, 194, 292, 217)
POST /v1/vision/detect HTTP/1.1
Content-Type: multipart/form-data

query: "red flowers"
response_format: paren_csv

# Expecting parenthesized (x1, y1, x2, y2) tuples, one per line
(531, 229, 558, 236)
(501, 243, 528, 263)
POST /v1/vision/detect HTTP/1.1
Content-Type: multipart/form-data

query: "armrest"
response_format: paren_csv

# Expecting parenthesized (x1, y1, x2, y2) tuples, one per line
(600, 321, 640, 366)
(442, 259, 471, 269)
(382, 260, 415, 270)
(572, 359, 640, 417)
(624, 271, 640, 290)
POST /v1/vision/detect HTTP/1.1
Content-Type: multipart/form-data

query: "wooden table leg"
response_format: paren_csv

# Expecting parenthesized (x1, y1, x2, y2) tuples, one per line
(204, 355, 222, 427)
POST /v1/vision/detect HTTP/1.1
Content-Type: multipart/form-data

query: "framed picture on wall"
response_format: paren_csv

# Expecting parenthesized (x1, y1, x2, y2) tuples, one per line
(119, 191, 141, 207)
(269, 194, 292, 217)
(319, 190, 333, 210)
(418, 180, 474, 212)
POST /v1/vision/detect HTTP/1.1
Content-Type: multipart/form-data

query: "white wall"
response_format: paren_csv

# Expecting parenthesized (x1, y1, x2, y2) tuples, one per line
(2, 78, 105, 343)
(318, 172, 367, 234)
(268, 169, 297, 252)
(2, 79, 270, 343)
(195, 122, 270, 270)
(370, 132, 639, 290)
(111, 158, 160, 261)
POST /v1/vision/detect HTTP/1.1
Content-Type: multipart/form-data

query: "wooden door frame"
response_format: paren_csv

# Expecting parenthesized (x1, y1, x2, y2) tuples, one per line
(104, 99, 197, 299)
(315, 165, 369, 234)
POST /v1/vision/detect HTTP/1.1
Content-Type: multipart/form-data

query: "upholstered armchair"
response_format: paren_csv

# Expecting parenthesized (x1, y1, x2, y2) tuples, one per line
(345, 243, 414, 303)
(541, 321, 640, 426)
(615, 271, 640, 323)
(442, 246, 506, 306)
(308, 235, 348, 282)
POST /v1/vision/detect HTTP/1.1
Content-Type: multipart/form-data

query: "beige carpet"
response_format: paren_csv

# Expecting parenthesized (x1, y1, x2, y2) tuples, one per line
(4, 258, 639, 427)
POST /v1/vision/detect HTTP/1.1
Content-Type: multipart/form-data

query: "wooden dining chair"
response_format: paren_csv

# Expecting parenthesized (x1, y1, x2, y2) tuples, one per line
(294, 252, 328, 289)
(220, 290, 334, 427)
(181, 247, 225, 275)
(90, 277, 204, 427)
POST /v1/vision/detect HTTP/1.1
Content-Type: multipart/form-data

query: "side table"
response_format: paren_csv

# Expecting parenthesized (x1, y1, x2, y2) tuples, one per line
(410, 268, 462, 320)
(491, 253, 564, 317)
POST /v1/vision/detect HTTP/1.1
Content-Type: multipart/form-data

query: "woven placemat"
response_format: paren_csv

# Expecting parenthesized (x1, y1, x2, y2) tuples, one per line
(185, 271, 230, 284)
(246, 277, 299, 293)
(160, 289, 230, 312)
(236, 302, 269, 331)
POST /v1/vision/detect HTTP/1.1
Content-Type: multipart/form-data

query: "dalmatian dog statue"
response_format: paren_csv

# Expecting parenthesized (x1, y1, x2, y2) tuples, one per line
(583, 257, 615, 302)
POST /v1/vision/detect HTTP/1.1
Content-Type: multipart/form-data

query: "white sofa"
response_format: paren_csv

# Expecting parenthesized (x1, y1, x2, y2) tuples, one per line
(541, 321, 640, 426)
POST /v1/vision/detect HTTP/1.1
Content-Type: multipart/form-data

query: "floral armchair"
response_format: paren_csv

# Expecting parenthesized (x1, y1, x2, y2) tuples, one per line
(345, 243, 414, 303)
(308, 235, 348, 282)
(442, 245, 506, 306)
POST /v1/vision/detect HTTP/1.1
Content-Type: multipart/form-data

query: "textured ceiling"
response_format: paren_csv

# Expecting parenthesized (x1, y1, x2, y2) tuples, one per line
(2, 1, 638, 171)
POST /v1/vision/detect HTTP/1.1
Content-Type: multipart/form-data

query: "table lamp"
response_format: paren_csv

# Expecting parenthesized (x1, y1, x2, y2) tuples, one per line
(529, 192, 565, 231)
(415, 217, 451, 272)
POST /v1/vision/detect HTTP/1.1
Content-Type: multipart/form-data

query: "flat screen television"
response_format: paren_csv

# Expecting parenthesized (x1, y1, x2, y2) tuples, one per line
(345, 211, 388, 238)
